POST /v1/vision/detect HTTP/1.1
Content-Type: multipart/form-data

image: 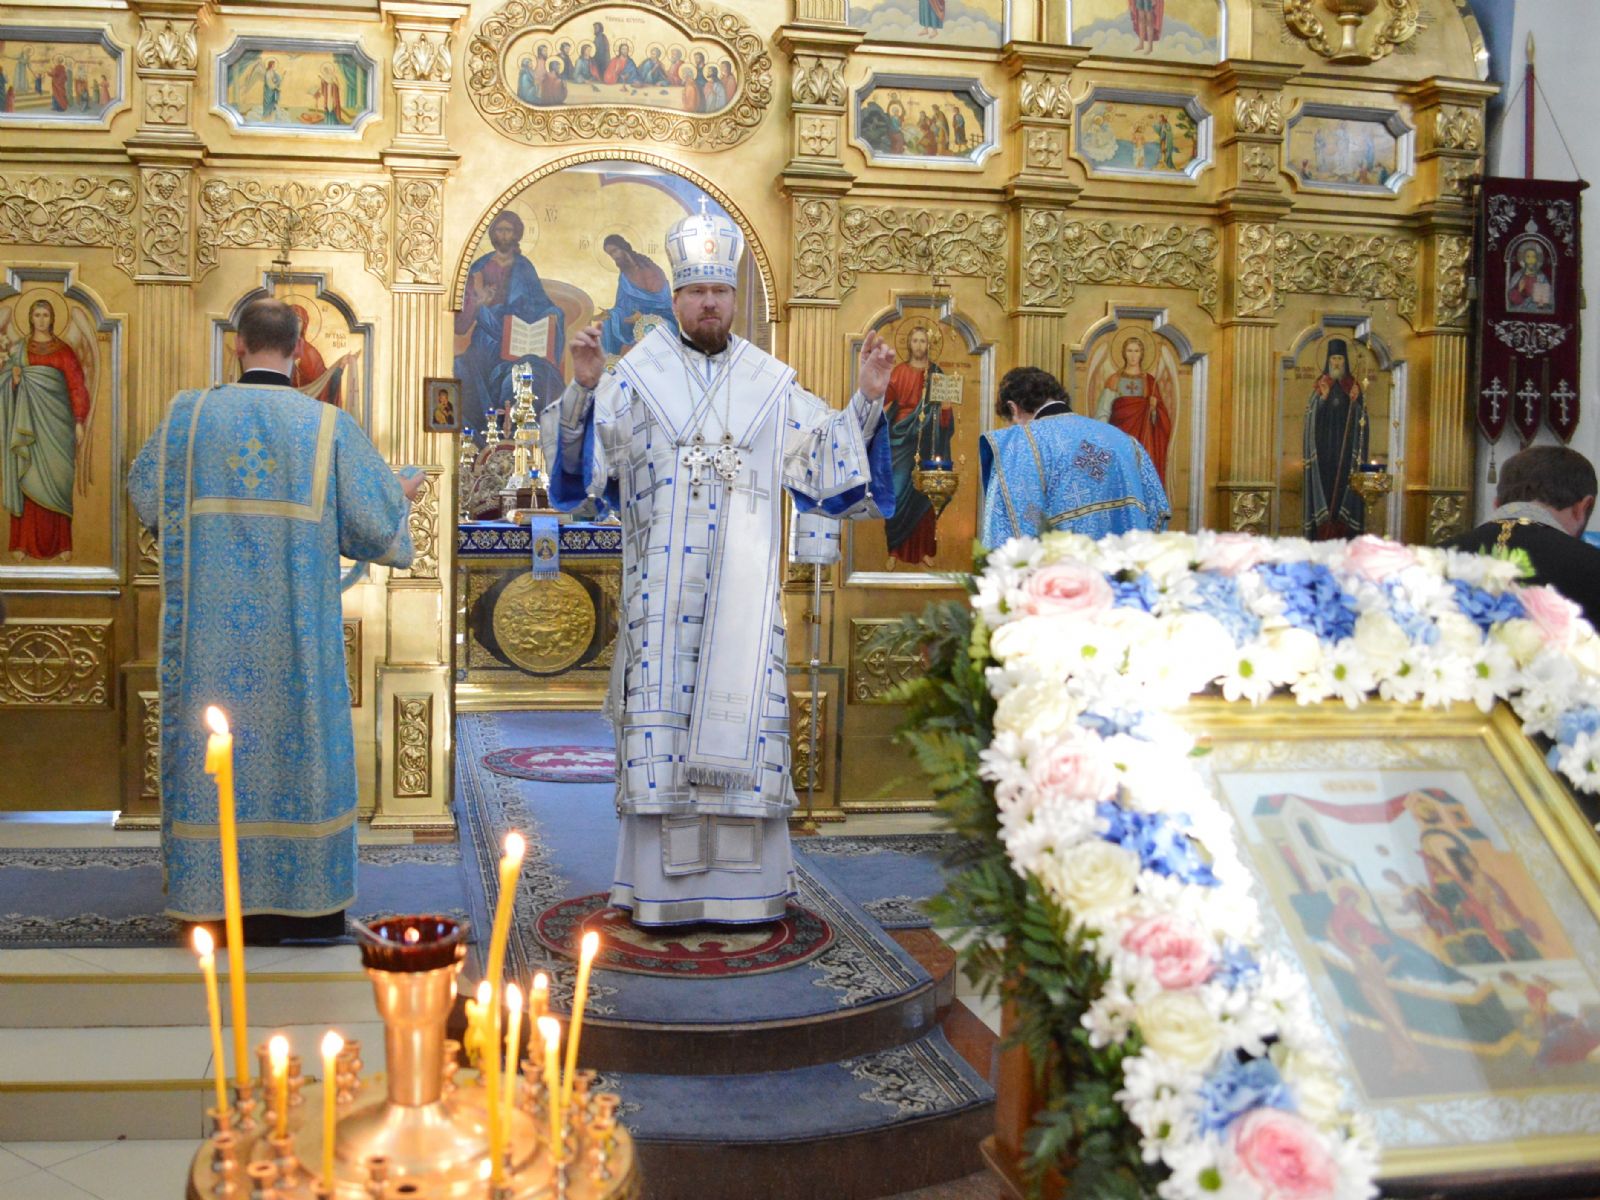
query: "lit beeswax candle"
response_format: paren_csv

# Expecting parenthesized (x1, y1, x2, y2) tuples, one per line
(537, 1017, 562, 1165)
(503, 983, 524, 1136)
(268, 1035, 290, 1139)
(529, 972, 549, 1023)
(483, 833, 524, 1188)
(203, 706, 250, 1089)
(320, 1031, 344, 1184)
(192, 927, 229, 1119)
(561, 932, 600, 1113)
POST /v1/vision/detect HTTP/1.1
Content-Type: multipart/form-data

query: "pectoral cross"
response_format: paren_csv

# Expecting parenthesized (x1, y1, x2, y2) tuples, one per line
(1481, 377, 1508, 424)
(683, 442, 715, 497)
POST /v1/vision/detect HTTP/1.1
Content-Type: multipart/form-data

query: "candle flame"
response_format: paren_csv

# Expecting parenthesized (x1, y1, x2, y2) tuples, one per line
(403, 927, 420, 944)
(579, 931, 600, 963)
(321, 1030, 344, 1059)
(532, 971, 549, 996)
(269, 1034, 289, 1070)
(476, 981, 492, 1006)
(192, 925, 214, 957)
(537, 1016, 560, 1048)
(506, 982, 523, 1013)
(503, 831, 526, 862)
(204, 706, 230, 737)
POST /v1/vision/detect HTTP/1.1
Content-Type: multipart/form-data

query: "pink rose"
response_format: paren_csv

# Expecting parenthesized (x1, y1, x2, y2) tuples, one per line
(1198, 533, 1267, 576)
(1229, 1109, 1338, 1200)
(1020, 562, 1113, 618)
(1520, 585, 1582, 648)
(1344, 535, 1416, 583)
(1030, 730, 1117, 804)
(1121, 914, 1215, 989)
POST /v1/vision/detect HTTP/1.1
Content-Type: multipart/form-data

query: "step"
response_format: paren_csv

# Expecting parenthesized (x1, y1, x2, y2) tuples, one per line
(0, 946, 373, 1029)
(0, 1020, 387, 1143)
(612, 1029, 994, 1200)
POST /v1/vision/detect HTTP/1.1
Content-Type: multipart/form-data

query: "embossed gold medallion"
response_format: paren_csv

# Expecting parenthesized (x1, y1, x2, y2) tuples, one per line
(491, 571, 596, 674)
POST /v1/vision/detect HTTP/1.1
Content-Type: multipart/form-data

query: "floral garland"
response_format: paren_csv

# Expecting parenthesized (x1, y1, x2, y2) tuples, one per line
(960, 530, 1600, 1200)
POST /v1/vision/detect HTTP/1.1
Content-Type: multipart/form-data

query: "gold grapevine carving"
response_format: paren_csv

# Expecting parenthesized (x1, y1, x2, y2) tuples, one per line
(0, 174, 136, 276)
(466, 0, 772, 150)
(790, 690, 826, 791)
(1274, 229, 1419, 322)
(1018, 71, 1071, 120)
(136, 18, 198, 73)
(1228, 489, 1271, 535)
(1234, 91, 1283, 136)
(137, 523, 160, 576)
(197, 179, 390, 282)
(403, 469, 441, 576)
(1443, 159, 1478, 201)
(1428, 493, 1467, 543)
(1022, 210, 1219, 313)
(0, 621, 112, 708)
(1435, 234, 1471, 328)
(792, 196, 838, 301)
(344, 619, 362, 706)
(140, 168, 190, 277)
(1434, 106, 1482, 152)
(392, 31, 452, 83)
(396, 179, 444, 285)
(792, 54, 846, 107)
(393, 695, 433, 798)
(591, 567, 620, 670)
(139, 691, 162, 798)
(839, 205, 1008, 302)
(851, 619, 923, 703)
(1236, 223, 1279, 318)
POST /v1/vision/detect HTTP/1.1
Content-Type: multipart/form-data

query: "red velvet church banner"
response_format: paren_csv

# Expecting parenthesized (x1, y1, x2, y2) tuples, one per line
(1476, 177, 1586, 446)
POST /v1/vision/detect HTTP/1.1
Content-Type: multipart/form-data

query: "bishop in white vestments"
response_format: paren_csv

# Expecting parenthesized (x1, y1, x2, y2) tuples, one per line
(542, 202, 896, 926)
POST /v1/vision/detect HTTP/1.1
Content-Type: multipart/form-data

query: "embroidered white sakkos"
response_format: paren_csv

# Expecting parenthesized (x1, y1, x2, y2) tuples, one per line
(542, 325, 893, 924)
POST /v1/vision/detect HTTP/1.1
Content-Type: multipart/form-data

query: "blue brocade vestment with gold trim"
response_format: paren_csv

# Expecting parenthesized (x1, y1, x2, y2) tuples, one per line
(130, 384, 413, 920)
(979, 412, 1170, 547)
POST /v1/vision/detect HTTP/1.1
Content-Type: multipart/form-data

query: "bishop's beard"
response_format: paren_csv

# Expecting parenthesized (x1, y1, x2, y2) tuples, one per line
(683, 325, 731, 356)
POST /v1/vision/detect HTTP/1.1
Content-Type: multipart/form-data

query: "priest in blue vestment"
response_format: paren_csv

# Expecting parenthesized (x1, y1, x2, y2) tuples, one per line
(542, 200, 896, 926)
(980, 365, 1169, 547)
(130, 298, 418, 941)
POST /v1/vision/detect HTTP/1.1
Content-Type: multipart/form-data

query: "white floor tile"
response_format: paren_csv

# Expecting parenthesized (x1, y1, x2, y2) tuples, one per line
(0, 1142, 113, 1170)
(47, 1138, 203, 1200)
(0, 1025, 211, 1084)
(0, 1146, 43, 1184)
(0, 951, 115, 978)
(0, 1168, 99, 1200)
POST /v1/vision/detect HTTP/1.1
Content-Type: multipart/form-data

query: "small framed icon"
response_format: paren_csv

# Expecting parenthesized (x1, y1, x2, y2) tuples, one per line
(424, 376, 462, 434)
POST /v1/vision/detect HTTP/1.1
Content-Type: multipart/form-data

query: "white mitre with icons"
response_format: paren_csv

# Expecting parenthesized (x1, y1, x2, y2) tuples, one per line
(664, 197, 744, 289)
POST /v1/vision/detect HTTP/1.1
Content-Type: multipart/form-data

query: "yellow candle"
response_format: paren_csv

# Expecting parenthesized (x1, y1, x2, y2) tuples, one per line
(537, 1016, 562, 1165)
(192, 927, 229, 1119)
(483, 833, 524, 1188)
(464, 980, 492, 1068)
(203, 706, 250, 1090)
(530, 972, 549, 1024)
(503, 983, 523, 1135)
(561, 932, 600, 1113)
(320, 1031, 343, 1184)
(268, 1035, 289, 1139)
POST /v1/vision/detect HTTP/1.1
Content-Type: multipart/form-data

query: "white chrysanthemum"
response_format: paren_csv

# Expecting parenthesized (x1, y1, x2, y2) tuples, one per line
(1219, 642, 1279, 703)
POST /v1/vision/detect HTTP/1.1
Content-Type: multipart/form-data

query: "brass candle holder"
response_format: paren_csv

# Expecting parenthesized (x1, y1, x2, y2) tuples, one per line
(1348, 455, 1393, 534)
(911, 459, 960, 519)
(186, 915, 640, 1199)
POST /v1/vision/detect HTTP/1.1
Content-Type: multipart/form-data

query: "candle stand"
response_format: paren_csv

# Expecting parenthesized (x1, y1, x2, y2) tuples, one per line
(186, 916, 639, 1200)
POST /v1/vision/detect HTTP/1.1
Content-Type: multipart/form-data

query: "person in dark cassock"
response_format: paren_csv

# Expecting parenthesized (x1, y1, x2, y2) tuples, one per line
(1302, 338, 1368, 540)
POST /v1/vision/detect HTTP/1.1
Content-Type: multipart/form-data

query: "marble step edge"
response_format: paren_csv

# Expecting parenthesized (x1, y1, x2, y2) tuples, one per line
(0, 973, 376, 1030)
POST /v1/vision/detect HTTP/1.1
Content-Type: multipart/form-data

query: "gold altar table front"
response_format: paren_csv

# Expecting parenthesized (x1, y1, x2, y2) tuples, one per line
(455, 521, 622, 711)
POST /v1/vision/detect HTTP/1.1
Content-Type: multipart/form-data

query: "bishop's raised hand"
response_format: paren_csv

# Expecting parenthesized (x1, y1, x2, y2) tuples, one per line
(570, 323, 606, 390)
(857, 329, 897, 402)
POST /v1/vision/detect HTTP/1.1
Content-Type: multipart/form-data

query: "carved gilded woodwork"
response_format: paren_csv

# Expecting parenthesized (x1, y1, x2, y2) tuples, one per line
(798, 114, 840, 158)
(393, 695, 434, 798)
(1273, 228, 1419, 323)
(401, 468, 442, 579)
(790, 690, 826, 791)
(135, 17, 198, 73)
(1235, 223, 1281, 318)
(1017, 71, 1072, 121)
(196, 179, 391, 283)
(838, 206, 1008, 302)
(1227, 488, 1272, 535)
(1433, 105, 1482, 152)
(1242, 144, 1277, 184)
(1281, 0, 1422, 64)
(400, 93, 444, 138)
(850, 619, 923, 704)
(1022, 211, 1219, 314)
(136, 524, 160, 577)
(145, 82, 188, 126)
(395, 180, 445, 286)
(1435, 234, 1471, 329)
(0, 175, 137, 276)
(465, 0, 773, 150)
(1025, 128, 1067, 172)
(139, 168, 191, 278)
(1233, 91, 1283, 136)
(1427, 492, 1468, 543)
(793, 54, 846, 107)
(792, 196, 838, 301)
(344, 619, 363, 706)
(393, 30, 454, 82)
(492, 572, 596, 674)
(139, 691, 161, 799)
(0, 620, 113, 709)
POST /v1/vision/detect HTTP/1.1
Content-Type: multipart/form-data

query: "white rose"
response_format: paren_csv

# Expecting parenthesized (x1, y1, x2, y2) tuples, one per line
(1160, 612, 1235, 692)
(1039, 530, 1097, 564)
(1138, 536, 1199, 587)
(1491, 617, 1545, 667)
(1352, 611, 1408, 661)
(1040, 838, 1139, 919)
(993, 678, 1077, 739)
(1434, 611, 1484, 656)
(1261, 626, 1321, 681)
(1272, 1046, 1346, 1128)
(1136, 990, 1222, 1071)
(1571, 632, 1600, 677)
(988, 616, 1051, 665)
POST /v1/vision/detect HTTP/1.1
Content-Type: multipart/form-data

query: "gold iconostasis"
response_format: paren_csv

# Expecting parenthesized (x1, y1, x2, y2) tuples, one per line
(0, 0, 1493, 817)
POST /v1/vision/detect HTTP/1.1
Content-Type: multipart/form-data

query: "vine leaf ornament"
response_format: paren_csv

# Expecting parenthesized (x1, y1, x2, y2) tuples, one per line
(1281, 0, 1422, 65)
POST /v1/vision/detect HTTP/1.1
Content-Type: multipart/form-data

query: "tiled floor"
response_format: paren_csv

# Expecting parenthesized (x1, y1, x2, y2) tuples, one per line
(0, 1140, 202, 1200)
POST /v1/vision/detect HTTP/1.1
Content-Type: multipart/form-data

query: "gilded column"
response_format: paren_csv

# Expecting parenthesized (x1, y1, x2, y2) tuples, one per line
(1003, 45, 1086, 384)
(373, 0, 466, 831)
(1214, 62, 1297, 534)
(1405, 79, 1495, 543)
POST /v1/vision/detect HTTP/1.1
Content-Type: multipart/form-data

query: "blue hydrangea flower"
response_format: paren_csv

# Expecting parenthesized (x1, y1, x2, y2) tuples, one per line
(1097, 803, 1219, 887)
(1213, 941, 1261, 990)
(1189, 572, 1261, 645)
(1079, 707, 1156, 741)
(1110, 573, 1160, 612)
(1195, 1057, 1296, 1135)
(1256, 562, 1358, 642)
(1452, 579, 1526, 632)
(1383, 582, 1440, 646)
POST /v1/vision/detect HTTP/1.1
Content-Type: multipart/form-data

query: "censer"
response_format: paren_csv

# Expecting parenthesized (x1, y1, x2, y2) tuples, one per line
(184, 914, 639, 1200)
